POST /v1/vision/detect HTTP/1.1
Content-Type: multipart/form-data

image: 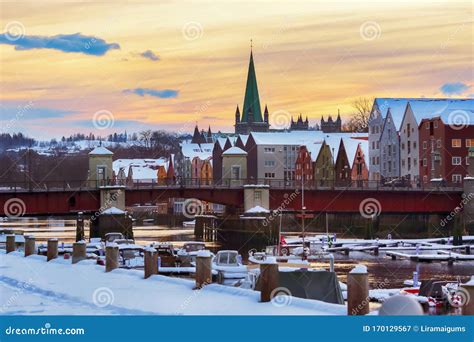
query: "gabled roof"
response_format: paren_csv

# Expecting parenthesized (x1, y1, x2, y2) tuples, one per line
(89, 146, 113, 155)
(374, 98, 474, 130)
(343, 138, 369, 168)
(222, 146, 247, 156)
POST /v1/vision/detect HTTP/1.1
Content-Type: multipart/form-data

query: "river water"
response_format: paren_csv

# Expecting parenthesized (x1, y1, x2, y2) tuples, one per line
(1, 218, 473, 290)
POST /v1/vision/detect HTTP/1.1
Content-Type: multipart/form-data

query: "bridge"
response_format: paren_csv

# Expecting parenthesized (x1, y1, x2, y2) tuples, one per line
(0, 179, 465, 216)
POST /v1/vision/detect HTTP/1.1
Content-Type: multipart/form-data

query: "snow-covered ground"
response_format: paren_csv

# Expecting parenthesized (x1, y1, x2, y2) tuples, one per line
(0, 251, 346, 315)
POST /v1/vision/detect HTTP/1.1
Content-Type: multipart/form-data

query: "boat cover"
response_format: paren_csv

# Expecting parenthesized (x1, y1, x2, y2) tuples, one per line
(256, 270, 344, 304)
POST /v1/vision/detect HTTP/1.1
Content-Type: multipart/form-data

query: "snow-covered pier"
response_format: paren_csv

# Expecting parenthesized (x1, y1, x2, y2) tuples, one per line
(0, 251, 346, 315)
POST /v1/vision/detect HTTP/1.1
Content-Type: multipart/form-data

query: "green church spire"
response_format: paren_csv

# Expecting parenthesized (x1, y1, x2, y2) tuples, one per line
(242, 49, 263, 123)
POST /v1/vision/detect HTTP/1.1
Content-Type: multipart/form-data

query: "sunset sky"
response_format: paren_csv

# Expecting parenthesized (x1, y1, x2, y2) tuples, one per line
(0, 0, 472, 139)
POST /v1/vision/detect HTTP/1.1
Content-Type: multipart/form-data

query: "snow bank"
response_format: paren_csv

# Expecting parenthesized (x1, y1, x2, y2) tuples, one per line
(0, 251, 346, 316)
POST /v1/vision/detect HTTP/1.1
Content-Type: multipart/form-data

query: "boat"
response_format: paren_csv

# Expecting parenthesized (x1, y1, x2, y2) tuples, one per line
(142, 219, 155, 225)
(176, 242, 211, 267)
(182, 220, 196, 228)
(150, 242, 178, 267)
(212, 250, 247, 284)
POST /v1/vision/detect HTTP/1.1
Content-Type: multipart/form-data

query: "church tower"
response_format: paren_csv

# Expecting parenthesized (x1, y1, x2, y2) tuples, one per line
(235, 45, 270, 134)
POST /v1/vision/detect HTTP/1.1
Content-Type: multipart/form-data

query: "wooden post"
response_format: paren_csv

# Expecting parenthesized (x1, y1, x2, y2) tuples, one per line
(144, 248, 158, 279)
(347, 265, 369, 315)
(24, 236, 36, 257)
(76, 213, 85, 242)
(47, 238, 59, 261)
(465, 245, 471, 255)
(260, 262, 279, 302)
(6, 235, 15, 253)
(461, 283, 474, 315)
(195, 253, 212, 289)
(72, 241, 87, 264)
(373, 247, 379, 256)
(105, 245, 119, 272)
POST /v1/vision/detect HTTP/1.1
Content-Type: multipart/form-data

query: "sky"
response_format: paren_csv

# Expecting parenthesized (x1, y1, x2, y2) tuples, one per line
(0, 0, 472, 140)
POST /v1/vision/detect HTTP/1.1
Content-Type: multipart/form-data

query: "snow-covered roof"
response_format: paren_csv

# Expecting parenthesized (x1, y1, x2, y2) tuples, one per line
(374, 98, 474, 129)
(250, 131, 367, 147)
(238, 134, 249, 146)
(102, 207, 126, 215)
(89, 146, 113, 155)
(222, 146, 247, 155)
(180, 142, 213, 160)
(245, 205, 270, 213)
(113, 158, 167, 180)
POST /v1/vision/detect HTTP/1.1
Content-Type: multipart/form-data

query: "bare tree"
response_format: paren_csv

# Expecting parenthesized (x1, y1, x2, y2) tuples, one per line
(139, 130, 152, 148)
(344, 97, 373, 132)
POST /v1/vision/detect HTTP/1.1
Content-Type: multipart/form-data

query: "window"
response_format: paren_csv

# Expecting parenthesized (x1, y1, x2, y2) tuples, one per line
(414, 158, 417, 166)
(402, 159, 405, 167)
(423, 158, 427, 167)
(466, 139, 474, 147)
(376, 157, 379, 165)
(452, 174, 462, 183)
(231, 166, 240, 180)
(372, 141, 375, 149)
(452, 139, 461, 148)
(407, 141, 411, 154)
(408, 157, 411, 171)
(264, 147, 275, 153)
(467, 157, 470, 166)
(423, 141, 427, 150)
(437, 139, 441, 148)
(401, 143, 405, 150)
(254, 191, 261, 201)
(434, 121, 438, 128)
(264, 160, 275, 167)
(407, 123, 411, 138)
(425, 122, 429, 129)
(452, 157, 462, 165)
(264, 172, 275, 178)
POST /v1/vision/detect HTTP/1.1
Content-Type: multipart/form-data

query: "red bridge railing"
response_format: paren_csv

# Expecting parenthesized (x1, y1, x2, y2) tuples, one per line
(0, 178, 464, 193)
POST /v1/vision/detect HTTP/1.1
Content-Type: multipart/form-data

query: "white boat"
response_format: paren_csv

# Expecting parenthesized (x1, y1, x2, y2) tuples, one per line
(182, 220, 196, 228)
(212, 250, 247, 284)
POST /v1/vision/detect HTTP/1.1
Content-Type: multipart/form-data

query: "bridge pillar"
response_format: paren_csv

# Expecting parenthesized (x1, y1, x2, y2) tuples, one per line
(244, 185, 269, 211)
(99, 186, 126, 211)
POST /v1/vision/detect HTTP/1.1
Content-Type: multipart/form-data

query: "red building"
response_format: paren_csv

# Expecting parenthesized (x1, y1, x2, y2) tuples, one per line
(295, 145, 313, 182)
(419, 117, 474, 184)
